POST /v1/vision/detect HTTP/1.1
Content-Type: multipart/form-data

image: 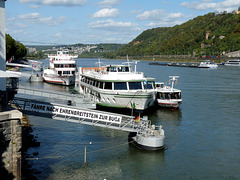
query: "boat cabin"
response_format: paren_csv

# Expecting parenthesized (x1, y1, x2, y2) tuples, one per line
(105, 65, 132, 73)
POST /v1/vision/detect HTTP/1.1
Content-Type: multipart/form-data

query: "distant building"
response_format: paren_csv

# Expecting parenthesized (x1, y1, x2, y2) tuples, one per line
(232, 10, 240, 14)
(27, 47, 37, 54)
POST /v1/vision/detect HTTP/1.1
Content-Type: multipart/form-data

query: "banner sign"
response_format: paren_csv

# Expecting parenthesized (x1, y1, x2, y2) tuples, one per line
(25, 102, 122, 124)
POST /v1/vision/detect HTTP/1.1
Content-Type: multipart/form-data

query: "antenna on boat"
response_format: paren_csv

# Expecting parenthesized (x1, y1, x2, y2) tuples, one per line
(96, 58, 103, 69)
(126, 55, 131, 68)
(169, 76, 179, 90)
(133, 61, 140, 73)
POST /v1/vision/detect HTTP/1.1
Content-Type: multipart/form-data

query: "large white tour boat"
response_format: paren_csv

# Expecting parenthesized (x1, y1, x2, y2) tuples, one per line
(224, 59, 240, 66)
(43, 51, 78, 86)
(156, 76, 182, 109)
(75, 60, 156, 111)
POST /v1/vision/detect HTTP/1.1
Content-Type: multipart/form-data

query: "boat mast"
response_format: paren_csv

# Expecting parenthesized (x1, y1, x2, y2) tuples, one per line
(169, 76, 179, 90)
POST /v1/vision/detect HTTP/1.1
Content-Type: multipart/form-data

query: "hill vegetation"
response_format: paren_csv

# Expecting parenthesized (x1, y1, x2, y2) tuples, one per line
(115, 10, 240, 58)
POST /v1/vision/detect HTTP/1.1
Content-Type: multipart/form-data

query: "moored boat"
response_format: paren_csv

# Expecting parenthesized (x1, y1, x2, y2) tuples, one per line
(43, 51, 77, 86)
(156, 76, 182, 109)
(29, 74, 43, 82)
(75, 59, 156, 111)
(224, 59, 240, 66)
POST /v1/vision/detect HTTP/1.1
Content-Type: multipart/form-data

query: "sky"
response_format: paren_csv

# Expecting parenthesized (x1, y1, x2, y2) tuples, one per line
(5, 0, 240, 45)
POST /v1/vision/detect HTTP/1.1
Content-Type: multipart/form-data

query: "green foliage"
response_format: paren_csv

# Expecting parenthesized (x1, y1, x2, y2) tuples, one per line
(15, 42, 27, 59)
(6, 34, 27, 60)
(116, 12, 240, 57)
(6, 34, 16, 60)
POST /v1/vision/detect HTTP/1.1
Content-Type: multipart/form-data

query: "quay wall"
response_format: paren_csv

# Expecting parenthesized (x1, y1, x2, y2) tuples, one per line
(0, 109, 22, 180)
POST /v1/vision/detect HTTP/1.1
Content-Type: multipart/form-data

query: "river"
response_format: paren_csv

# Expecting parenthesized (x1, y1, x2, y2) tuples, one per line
(19, 58, 240, 179)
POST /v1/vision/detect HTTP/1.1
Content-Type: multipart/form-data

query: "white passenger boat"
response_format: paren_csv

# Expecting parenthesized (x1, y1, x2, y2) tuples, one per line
(224, 59, 240, 66)
(75, 60, 156, 111)
(156, 76, 182, 109)
(198, 60, 218, 68)
(43, 51, 78, 86)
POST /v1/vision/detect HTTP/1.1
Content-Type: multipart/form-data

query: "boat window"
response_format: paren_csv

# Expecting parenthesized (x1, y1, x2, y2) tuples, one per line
(95, 81, 99, 87)
(72, 71, 75, 75)
(114, 82, 127, 90)
(99, 82, 104, 89)
(121, 66, 130, 72)
(107, 66, 117, 72)
(144, 81, 154, 89)
(89, 79, 92, 85)
(86, 78, 89, 84)
(63, 71, 70, 74)
(69, 64, 76, 68)
(104, 82, 112, 90)
(129, 82, 142, 90)
(81, 76, 85, 82)
(58, 71, 62, 75)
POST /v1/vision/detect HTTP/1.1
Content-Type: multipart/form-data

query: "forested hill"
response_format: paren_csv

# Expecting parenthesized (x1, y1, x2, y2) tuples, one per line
(116, 11, 240, 57)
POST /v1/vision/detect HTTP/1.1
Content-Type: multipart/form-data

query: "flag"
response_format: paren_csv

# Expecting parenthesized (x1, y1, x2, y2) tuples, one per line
(134, 115, 140, 122)
(175, 80, 177, 85)
(131, 102, 136, 109)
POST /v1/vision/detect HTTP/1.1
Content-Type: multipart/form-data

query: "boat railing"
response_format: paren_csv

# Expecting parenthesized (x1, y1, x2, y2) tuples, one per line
(81, 67, 106, 73)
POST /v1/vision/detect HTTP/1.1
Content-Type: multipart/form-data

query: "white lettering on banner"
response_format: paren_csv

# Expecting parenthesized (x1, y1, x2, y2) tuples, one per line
(28, 103, 122, 124)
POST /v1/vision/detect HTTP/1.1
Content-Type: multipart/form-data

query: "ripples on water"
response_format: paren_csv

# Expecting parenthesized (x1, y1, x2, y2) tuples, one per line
(20, 59, 240, 179)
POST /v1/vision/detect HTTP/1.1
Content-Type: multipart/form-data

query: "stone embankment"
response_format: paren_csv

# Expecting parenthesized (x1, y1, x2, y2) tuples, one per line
(0, 108, 40, 180)
(0, 109, 22, 180)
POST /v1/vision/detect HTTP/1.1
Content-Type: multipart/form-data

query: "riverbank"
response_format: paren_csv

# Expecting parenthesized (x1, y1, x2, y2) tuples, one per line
(21, 114, 40, 179)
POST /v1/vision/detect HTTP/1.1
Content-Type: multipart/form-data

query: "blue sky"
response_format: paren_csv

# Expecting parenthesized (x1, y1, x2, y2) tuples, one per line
(5, 0, 240, 45)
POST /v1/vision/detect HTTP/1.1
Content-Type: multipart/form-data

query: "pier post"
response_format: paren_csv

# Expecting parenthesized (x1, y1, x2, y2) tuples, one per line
(84, 146, 87, 164)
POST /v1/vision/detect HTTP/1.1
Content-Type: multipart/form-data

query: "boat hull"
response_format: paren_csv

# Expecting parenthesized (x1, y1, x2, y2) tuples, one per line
(157, 99, 181, 108)
(82, 87, 156, 111)
(43, 75, 75, 86)
(29, 75, 43, 82)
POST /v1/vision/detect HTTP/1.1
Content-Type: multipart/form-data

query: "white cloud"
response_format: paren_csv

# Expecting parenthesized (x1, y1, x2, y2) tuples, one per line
(54, 33, 62, 38)
(19, 0, 39, 3)
(17, 13, 66, 26)
(180, 0, 240, 12)
(20, 0, 88, 6)
(137, 9, 165, 21)
(28, 4, 40, 8)
(98, 0, 122, 8)
(145, 19, 186, 28)
(92, 8, 119, 18)
(137, 9, 184, 21)
(88, 19, 140, 31)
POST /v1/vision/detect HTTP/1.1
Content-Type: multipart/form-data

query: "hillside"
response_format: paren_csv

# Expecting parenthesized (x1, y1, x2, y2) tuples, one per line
(116, 11, 240, 57)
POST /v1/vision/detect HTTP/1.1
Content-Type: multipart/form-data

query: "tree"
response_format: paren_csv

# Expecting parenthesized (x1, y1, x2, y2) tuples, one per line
(6, 34, 16, 61)
(15, 42, 27, 60)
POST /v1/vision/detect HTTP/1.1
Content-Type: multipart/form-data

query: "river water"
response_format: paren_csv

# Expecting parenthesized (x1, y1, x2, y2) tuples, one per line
(19, 58, 240, 179)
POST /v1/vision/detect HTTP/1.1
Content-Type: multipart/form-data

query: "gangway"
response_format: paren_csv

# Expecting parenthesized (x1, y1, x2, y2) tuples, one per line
(6, 62, 32, 68)
(13, 89, 165, 150)
(17, 86, 96, 109)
